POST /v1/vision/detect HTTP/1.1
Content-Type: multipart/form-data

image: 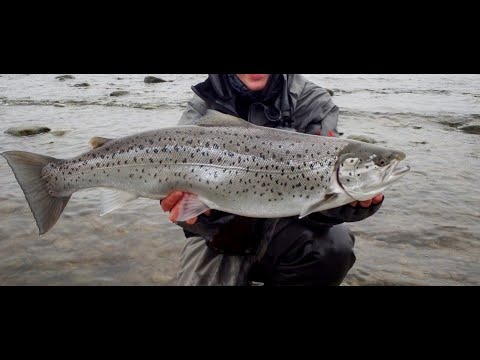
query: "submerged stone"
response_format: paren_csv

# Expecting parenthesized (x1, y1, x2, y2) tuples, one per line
(55, 75, 75, 81)
(459, 123, 480, 135)
(5, 126, 51, 136)
(144, 76, 168, 83)
(110, 90, 130, 97)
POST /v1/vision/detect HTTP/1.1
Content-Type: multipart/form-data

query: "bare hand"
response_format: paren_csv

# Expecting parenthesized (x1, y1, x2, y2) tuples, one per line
(350, 193, 384, 208)
(160, 191, 211, 225)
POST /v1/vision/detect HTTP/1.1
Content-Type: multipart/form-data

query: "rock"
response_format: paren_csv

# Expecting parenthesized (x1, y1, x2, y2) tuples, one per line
(412, 126, 422, 129)
(5, 126, 51, 136)
(325, 88, 334, 96)
(55, 75, 75, 81)
(51, 130, 67, 136)
(54, 103, 66, 107)
(110, 90, 130, 97)
(144, 76, 167, 83)
(439, 118, 468, 128)
(347, 135, 377, 144)
(459, 122, 480, 135)
(460, 125, 480, 135)
(73, 82, 90, 87)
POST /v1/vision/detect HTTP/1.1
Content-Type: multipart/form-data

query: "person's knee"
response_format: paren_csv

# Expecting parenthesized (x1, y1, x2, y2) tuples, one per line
(251, 222, 356, 286)
(310, 225, 356, 286)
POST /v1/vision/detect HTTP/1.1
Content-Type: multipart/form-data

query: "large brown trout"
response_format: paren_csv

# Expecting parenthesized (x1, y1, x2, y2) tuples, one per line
(1, 110, 410, 234)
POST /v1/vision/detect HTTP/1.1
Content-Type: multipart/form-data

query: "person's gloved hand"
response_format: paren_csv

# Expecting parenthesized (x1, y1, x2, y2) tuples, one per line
(160, 191, 211, 225)
(160, 191, 262, 255)
(308, 193, 385, 224)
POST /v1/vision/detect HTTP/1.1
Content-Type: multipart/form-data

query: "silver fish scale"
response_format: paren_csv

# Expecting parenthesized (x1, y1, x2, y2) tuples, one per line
(41, 125, 351, 218)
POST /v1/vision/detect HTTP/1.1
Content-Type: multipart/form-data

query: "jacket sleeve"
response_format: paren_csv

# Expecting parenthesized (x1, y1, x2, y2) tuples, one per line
(307, 199, 384, 225)
(178, 94, 210, 125)
(292, 78, 340, 137)
(176, 211, 263, 255)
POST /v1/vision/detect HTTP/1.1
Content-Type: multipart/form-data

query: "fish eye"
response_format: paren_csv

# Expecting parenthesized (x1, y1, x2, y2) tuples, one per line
(374, 158, 387, 167)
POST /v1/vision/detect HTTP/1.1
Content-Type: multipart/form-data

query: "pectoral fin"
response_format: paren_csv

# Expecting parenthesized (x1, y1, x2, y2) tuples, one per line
(173, 193, 211, 222)
(299, 193, 339, 218)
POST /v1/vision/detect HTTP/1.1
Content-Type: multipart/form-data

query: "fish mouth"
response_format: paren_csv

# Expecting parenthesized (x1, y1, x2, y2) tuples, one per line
(382, 160, 410, 184)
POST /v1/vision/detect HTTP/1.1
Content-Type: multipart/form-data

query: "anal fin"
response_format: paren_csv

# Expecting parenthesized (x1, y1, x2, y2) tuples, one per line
(99, 188, 139, 216)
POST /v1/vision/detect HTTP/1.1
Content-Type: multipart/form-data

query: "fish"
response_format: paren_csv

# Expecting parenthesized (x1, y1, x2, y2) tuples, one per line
(1, 110, 410, 235)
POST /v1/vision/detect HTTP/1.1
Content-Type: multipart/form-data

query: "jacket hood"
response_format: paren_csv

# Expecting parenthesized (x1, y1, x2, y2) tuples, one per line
(208, 74, 286, 102)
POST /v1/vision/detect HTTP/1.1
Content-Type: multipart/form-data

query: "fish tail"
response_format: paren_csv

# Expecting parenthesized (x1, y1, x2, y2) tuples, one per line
(1, 151, 70, 235)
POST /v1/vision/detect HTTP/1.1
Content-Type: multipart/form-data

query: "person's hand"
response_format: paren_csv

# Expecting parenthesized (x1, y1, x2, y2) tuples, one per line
(160, 191, 211, 225)
(349, 193, 384, 208)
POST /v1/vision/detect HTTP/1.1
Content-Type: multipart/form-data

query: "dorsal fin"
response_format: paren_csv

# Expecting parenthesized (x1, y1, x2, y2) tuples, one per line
(195, 110, 251, 127)
(89, 136, 113, 149)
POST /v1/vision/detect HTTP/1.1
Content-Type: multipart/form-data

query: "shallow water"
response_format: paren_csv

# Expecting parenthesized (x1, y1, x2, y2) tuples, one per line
(0, 74, 479, 285)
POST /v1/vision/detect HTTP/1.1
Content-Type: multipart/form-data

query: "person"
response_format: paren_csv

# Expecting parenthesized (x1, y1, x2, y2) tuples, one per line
(161, 74, 384, 286)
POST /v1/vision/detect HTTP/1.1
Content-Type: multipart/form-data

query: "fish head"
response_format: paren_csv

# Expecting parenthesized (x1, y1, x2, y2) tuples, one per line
(337, 141, 410, 201)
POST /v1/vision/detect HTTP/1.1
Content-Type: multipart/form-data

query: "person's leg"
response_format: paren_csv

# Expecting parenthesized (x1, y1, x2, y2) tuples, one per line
(249, 219, 356, 286)
(176, 236, 254, 286)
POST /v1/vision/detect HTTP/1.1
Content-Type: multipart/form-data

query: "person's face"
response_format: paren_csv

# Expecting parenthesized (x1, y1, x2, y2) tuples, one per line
(235, 74, 270, 92)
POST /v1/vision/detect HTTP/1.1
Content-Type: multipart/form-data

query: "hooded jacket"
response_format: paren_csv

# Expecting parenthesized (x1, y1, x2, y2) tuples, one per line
(180, 74, 339, 136)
